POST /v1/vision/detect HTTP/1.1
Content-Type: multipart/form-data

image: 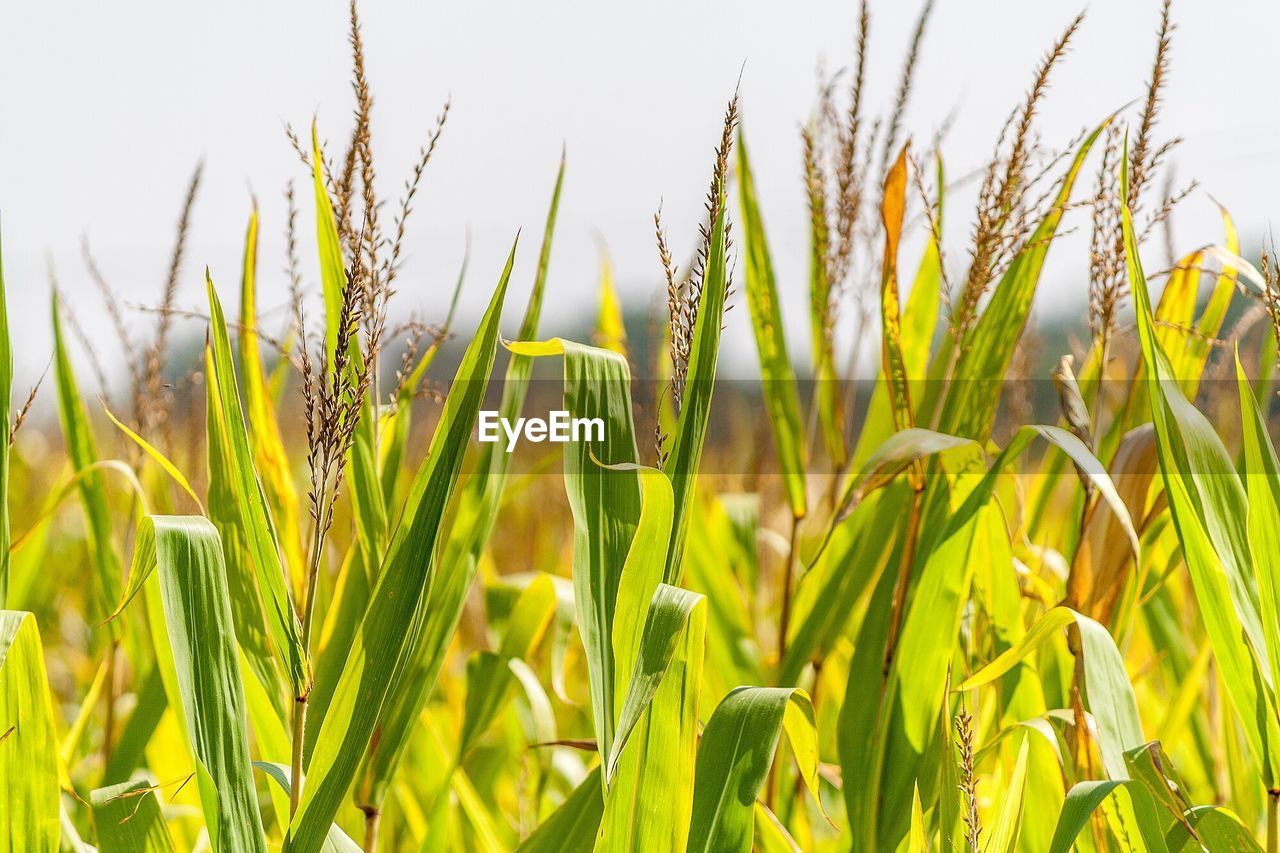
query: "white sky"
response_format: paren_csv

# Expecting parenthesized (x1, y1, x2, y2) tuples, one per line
(2, 0, 1276, 385)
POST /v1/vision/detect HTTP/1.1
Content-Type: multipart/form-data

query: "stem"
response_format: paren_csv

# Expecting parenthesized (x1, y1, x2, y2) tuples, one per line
(292, 506, 328, 814)
(1090, 331, 1111, 448)
(102, 639, 119, 768)
(1268, 790, 1278, 853)
(363, 806, 381, 853)
(290, 696, 306, 816)
(792, 658, 823, 804)
(1066, 624, 1109, 850)
(1066, 625, 1092, 771)
(882, 484, 924, 676)
(300, 505, 329, 652)
(766, 515, 804, 813)
(776, 513, 803, 667)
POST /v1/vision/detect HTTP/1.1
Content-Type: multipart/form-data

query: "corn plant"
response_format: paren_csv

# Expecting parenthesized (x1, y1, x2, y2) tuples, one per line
(4, 1, 1280, 851)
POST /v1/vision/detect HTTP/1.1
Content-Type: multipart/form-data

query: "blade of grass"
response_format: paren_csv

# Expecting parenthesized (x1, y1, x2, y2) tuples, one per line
(311, 125, 345, 371)
(1235, 351, 1280, 696)
(985, 734, 1030, 853)
(607, 464, 674, 773)
(606, 583, 701, 781)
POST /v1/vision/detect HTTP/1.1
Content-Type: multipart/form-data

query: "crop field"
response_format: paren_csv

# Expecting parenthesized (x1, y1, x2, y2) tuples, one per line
(3, 1, 1280, 850)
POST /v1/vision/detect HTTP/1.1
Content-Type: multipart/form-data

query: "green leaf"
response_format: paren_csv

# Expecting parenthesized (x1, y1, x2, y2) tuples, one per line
(237, 207, 306, 601)
(287, 241, 516, 852)
(606, 467, 676, 780)
(831, 427, 973, 526)
(736, 131, 807, 518)
(0, 611, 59, 851)
(51, 294, 124, 629)
(1125, 741, 1195, 831)
(907, 784, 928, 853)
(1047, 781, 1168, 853)
(515, 769, 603, 853)
(957, 606, 1073, 690)
(206, 273, 308, 698)
(353, 156, 563, 810)
(1165, 806, 1262, 851)
(102, 668, 166, 785)
(253, 763, 361, 853)
(503, 337, 642, 774)
(606, 583, 702, 781)
(1124, 147, 1280, 787)
(1236, 350, 1280, 696)
(459, 574, 557, 756)
(130, 516, 267, 852)
(842, 425, 1137, 847)
(101, 405, 202, 513)
(686, 687, 821, 853)
(984, 734, 1030, 853)
(598, 586, 706, 852)
(938, 116, 1110, 442)
(90, 780, 175, 853)
(958, 607, 1144, 781)
(755, 801, 803, 853)
(664, 172, 731, 583)
(204, 344, 287, 708)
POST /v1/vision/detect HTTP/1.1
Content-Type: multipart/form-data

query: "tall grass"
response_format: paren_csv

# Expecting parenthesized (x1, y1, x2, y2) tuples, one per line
(3, 1, 1278, 850)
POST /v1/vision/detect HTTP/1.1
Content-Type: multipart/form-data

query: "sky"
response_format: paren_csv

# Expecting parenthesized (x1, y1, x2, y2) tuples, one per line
(1, 0, 1276, 387)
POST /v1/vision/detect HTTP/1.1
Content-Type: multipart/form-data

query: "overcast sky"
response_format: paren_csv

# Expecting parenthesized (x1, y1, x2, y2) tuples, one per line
(2, 0, 1276, 385)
